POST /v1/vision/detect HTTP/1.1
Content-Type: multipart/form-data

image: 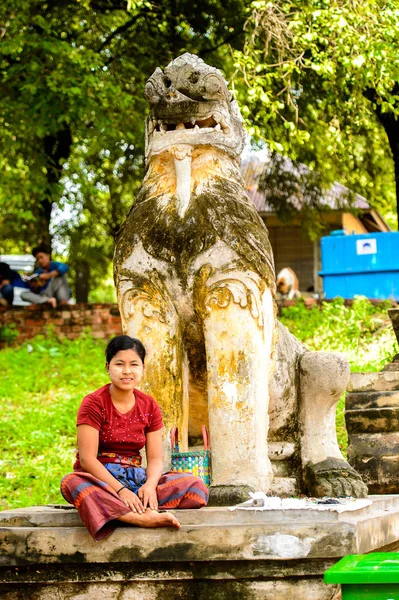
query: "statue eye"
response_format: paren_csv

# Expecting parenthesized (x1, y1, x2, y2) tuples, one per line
(189, 72, 200, 84)
(144, 81, 159, 102)
(204, 74, 222, 95)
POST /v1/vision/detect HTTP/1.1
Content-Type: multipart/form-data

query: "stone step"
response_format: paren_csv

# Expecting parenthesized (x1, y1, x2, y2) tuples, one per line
(0, 496, 394, 529)
(0, 503, 352, 530)
(269, 477, 298, 497)
(268, 442, 296, 460)
(348, 371, 399, 393)
(345, 406, 399, 433)
(0, 522, 355, 566)
(346, 390, 399, 410)
(1, 497, 399, 568)
(348, 455, 399, 495)
(348, 432, 399, 458)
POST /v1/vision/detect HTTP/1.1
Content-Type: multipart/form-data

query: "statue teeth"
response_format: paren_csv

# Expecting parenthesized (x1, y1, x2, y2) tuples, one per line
(176, 123, 185, 130)
(215, 123, 221, 131)
(194, 124, 200, 131)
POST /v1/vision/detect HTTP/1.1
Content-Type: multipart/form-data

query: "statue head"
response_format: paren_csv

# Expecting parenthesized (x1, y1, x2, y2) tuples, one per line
(144, 53, 245, 162)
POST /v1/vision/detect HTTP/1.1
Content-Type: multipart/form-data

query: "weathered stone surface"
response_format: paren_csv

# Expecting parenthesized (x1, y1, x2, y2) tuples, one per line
(0, 522, 355, 565)
(0, 579, 338, 600)
(345, 406, 399, 433)
(346, 371, 399, 493)
(269, 476, 299, 497)
(2, 499, 399, 599)
(348, 371, 399, 393)
(347, 432, 399, 458)
(348, 455, 399, 494)
(271, 459, 293, 477)
(346, 390, 399, 410)
(268, 441, 296, 460)
(298, 353, 367, 497)
(383, 361, 399, 371)
(1, 499, 399, 566)
(303, 458, 367, 498)
(208, 485, 255, 506)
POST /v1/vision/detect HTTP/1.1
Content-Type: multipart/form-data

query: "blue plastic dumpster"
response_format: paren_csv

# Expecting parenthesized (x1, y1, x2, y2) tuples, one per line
(319, 231, 399, 300)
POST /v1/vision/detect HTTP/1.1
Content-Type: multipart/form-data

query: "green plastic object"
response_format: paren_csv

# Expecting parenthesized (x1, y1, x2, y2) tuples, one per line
(325, 553, 399, 600)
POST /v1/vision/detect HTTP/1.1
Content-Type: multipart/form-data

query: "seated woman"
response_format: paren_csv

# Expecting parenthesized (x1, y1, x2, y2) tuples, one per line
(61, 335, 208, 541)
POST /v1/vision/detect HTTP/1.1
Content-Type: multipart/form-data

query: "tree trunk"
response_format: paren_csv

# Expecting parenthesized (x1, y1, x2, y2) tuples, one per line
(75, 261, 91, 303)
(32, 127, 73, 247)
(374, 110, 399, 230)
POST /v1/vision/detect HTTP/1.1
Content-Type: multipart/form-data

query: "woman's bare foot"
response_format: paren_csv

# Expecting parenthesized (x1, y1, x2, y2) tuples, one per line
(118, 508, 181, 529)
(46, 297, 57, 308)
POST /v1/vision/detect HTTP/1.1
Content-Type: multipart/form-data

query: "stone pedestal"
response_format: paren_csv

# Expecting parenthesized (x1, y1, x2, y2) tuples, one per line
(2, 498, 399, 599)
(346, 371, 399, 493)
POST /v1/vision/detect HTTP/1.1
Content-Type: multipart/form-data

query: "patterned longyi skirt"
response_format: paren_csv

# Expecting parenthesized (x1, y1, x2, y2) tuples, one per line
(61, 466, 208, 541)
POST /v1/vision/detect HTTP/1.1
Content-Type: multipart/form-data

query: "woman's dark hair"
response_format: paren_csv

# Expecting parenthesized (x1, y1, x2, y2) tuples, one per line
(105, 335, 146, 364)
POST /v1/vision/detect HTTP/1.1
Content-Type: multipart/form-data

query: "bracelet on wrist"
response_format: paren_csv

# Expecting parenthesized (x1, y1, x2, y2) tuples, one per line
(116, 486, 126, 494)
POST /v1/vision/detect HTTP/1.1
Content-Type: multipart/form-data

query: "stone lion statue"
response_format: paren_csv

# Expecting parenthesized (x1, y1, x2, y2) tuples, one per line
(114, 53, 367, 503)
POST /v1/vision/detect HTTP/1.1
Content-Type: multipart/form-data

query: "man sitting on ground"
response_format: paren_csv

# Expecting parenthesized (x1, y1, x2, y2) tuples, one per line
(21, 245, 71, 308)
(0, 262, 26, 307)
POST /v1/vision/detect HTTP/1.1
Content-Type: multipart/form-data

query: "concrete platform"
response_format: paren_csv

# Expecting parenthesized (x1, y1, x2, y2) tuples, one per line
(1, 496, 399, 599)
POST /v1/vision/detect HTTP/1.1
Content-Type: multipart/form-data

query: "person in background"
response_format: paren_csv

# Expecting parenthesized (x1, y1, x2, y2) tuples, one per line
(0, 262, 26, 307)
(21, 244, 71, 308)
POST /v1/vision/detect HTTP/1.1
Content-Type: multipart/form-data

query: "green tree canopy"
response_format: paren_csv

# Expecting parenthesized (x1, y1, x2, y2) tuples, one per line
(234, 0, 398, 227)
(1, 0, 398, 301)
(0, 0, 246, 243)
(0, 0, 247, 298)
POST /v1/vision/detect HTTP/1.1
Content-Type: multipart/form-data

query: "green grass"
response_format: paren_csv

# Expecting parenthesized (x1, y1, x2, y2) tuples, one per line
(0, 298, 397, 509)
(0, 331, 109, 510)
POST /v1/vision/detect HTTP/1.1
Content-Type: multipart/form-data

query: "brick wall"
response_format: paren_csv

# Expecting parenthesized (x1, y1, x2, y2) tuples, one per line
(0, 303, 122, 347)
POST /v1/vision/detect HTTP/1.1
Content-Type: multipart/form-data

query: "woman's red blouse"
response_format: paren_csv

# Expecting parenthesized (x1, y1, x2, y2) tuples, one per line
(73, 383, 163, 469)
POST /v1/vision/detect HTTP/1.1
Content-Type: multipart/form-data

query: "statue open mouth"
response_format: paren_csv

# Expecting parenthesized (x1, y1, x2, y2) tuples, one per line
(143, 53, 246, 216)
(150, 115, 231, 135)
(144, 53, 245, 161)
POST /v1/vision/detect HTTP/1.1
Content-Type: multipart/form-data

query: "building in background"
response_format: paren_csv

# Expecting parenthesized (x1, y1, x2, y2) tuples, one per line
(242, 153, 390, 295)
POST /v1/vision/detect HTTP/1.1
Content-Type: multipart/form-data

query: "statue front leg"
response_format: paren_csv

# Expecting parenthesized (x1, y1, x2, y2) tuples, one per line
(197, 267, 275, 505)
(299, 352, 368, 498)
(118, 274, 189, 451)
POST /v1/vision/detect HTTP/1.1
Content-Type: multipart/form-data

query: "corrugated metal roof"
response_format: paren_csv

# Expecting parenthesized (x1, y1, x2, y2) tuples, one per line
(240, 153, 370, 213)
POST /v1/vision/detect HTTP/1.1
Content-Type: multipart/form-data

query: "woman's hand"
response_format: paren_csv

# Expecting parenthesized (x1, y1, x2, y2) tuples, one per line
(118, 487, 145, 514)
(137, 482, 158, 510)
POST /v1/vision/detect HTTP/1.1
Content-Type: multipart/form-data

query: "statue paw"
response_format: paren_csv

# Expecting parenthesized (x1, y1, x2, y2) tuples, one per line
(208, 485, 255, 506)
(304, 458, 368, 498)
